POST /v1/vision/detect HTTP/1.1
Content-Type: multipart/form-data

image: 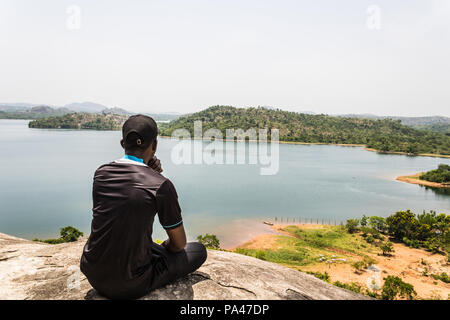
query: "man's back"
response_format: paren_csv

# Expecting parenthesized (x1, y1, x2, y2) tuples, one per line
(80, 159, 182, 299)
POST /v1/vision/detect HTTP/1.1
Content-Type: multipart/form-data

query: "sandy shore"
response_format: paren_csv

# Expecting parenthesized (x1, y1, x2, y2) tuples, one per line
(396, 173, 450, 188)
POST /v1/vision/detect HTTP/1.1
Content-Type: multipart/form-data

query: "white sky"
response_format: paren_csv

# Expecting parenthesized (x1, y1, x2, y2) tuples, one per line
(1, 0, 449, 116)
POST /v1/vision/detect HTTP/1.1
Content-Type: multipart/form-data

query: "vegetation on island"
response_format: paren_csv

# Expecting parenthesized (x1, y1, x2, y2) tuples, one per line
(33, 226, 84, 244)
(159, 106, 450, 156)
(28, 113, 127, 130)
(420, 164, 450, 184)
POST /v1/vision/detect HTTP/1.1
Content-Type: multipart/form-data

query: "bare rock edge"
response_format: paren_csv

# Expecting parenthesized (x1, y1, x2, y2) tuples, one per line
(0, 233, 371, 300)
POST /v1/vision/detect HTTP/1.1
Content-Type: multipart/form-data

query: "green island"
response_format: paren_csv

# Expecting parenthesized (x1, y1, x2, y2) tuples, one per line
(28, 113, 128, 130)
(158, 106, 450, 156)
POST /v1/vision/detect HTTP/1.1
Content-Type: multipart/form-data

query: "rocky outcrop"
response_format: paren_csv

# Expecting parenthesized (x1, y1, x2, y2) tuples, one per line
(0, 232, 370, 300)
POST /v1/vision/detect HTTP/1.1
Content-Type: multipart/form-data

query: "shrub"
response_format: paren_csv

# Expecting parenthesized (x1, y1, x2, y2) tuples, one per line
(306, 271, 330, 283)
(255, 250, 267, 260)
(60, 226, 84, 242)
(360, 215, 368, 227)
(363, 256, 376, 267)
(381, 276, 417, 300)
(386, 210, 418, 240)
(196, 233, 220, 249)
(345, 219, 360, 234)
(365, 289, 380, 299)
(365, 235, 375, 244)
(380, 242, 394, 256)
(402, 237, 420, 248)
(423, 239, 441, 253)
(32, 226, 83, 244)
(333, 281, 362, 294)
(352, 261, 366, 272)
(368, 216, 388, 233)
(430, 272, 450, 283)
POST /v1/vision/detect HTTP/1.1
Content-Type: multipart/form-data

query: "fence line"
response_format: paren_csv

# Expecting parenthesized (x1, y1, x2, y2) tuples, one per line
(269, 216, 345, 226)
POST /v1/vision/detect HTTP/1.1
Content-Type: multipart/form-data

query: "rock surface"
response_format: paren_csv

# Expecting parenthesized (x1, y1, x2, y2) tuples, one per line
(0, 232, 370, 300)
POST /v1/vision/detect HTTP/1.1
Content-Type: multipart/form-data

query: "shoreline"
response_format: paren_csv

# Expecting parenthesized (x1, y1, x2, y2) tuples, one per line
(227, 222, 327, 250)
(159, 135, 450, 159)
(6, 119, 448, 158)
(159, 135, 365, 147)
(364, 147, 450, 159)
(396, 173, 450, 189)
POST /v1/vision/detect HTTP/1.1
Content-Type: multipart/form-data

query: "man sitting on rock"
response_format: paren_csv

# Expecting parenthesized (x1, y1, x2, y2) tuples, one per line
(80, 114, 207, 299)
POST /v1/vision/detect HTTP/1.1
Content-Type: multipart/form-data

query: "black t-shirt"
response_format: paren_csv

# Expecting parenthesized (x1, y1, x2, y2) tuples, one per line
(80, 158, 182, 298)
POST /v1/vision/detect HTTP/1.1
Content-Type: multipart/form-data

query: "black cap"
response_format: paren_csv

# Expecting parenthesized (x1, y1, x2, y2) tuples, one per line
(122, 114, 158, 149)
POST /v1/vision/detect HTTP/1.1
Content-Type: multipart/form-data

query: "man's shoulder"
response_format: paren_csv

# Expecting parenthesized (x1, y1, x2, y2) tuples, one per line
(95, 160, 172, 189)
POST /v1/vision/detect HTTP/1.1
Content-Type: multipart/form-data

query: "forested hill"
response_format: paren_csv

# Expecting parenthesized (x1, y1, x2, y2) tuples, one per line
(159, 106, 450, 156)
(28, 113, 127, 130)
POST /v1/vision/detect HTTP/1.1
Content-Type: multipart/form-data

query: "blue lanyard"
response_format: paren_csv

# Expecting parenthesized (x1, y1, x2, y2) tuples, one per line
(123, 154, 144, 164)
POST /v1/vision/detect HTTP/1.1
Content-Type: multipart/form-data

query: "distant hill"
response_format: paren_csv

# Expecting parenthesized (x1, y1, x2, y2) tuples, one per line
(0, 103, 40, 111)
(28, 113, 128, 130)
(0, 105, 71, 119)
(0, 101, 179, 122)
(159, 106, 450, 156)
(101, 107, 131, 115)
(63, 102, 108, 113)
(143, 113, 180, 121)
(339, 114, 450, 134)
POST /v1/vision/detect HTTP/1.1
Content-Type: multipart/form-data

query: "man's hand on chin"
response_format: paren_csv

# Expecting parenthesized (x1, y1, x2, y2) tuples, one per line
(148, 156, 163, 173)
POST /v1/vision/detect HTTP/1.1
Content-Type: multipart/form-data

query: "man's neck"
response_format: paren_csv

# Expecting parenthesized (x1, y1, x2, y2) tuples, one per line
(124, 154, 144, 163)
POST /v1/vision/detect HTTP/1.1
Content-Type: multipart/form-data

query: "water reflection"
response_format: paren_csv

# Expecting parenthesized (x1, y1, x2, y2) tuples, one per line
(421, 185, 450, 197)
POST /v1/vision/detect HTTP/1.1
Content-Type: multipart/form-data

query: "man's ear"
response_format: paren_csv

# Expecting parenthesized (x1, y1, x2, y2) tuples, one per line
(152, 139, 158, 152)
(120, 139, 125, 149)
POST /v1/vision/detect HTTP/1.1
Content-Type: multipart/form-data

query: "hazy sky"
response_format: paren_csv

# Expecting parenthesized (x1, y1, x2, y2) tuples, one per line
(1, 0, 449, 116)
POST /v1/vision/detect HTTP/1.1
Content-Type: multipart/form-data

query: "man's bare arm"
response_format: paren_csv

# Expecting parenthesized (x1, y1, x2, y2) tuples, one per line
(162, 224, 187, 253)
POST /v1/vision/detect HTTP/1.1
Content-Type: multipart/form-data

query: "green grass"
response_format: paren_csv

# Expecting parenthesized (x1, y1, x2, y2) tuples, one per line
(233, 225, 378, 268)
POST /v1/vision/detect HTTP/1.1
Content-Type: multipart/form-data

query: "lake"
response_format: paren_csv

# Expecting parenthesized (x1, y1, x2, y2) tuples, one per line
(0, 120, 449, 248)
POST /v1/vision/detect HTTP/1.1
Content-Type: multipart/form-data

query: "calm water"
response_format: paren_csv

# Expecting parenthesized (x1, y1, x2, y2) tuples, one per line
(0, 120, 449, 247)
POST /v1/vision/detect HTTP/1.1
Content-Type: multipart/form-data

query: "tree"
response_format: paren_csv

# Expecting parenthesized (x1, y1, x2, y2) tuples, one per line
(60, 226, 84, 242)
(345, 219, 360, 234)
(158, 105, 450, 156)
(33, 226, 83, 244)
(352, 261, 366, 273)
(380, 242, 394, 256)
(386, 210, 418, 240)
(368, 216, 387, 233)
(420, 164, 450, 183)
(197, 233, 220, 249)
(360, 215, 368, 227)
(381, 276, 417, 300)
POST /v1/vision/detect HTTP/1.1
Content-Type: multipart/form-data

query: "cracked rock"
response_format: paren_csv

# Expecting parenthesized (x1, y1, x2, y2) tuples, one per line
(0, 232, 371, 300)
